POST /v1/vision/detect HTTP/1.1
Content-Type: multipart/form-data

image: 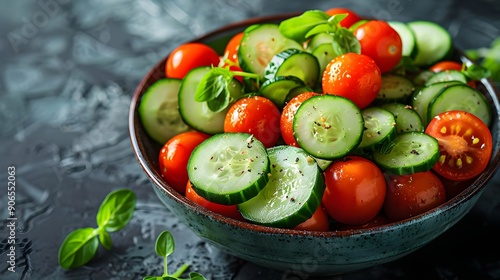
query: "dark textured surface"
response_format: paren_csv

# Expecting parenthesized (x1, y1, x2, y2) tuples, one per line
(0, 1, 499, 279)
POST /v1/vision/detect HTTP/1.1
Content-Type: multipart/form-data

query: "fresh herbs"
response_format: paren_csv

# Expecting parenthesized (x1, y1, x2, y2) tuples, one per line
(279, 10, 360, 54)
(466, 38, 500, 82)
(143, 231, 207, 280)
(194, 67, 259, 113)
(58, 189, 136, 269)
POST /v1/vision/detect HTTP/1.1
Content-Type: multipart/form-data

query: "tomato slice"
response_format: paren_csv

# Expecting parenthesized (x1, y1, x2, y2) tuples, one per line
(425, 110, 493, 181)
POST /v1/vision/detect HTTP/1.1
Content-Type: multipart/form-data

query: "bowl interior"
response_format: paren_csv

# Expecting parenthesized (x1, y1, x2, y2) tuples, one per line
(129, 13, 500, 237)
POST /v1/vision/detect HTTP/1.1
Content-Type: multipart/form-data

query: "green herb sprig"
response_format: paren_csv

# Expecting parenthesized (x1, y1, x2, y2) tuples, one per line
(278, 10, 360, 54)
(194, 66, 259, 113)
(467, 37, 500, 82)
(58, 188, 136, 269)
(143, 230, 207, 280)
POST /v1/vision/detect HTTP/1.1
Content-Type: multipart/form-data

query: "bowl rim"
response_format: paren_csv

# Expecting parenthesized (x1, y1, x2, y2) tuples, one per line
(129, 13, 500, 238)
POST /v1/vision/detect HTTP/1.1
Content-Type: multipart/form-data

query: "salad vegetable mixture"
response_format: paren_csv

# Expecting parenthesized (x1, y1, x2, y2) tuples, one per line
(138, 8, 495, 231)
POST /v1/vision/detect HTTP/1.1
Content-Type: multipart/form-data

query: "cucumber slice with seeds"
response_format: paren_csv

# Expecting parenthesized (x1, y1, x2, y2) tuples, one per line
(293, 95, 364, 160)
(380, 102, 424, 133)
(238, 23, 303, 79)
(237, 145, 325, 228)
(264, 48, 320, 88)
(138, 78, 190, 144)
(187, 133, 270, 205)
(358, 107, 397, 152)
(407, 21, 452, 66)
(376, 74, 415, 104)
(373, 132, 440, 175)
(428, 84, 492, 126)
(425, 70, 467, 86)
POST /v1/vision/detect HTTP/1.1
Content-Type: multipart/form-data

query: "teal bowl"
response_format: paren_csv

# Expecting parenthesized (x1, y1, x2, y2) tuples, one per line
(129, 14, 500, 276)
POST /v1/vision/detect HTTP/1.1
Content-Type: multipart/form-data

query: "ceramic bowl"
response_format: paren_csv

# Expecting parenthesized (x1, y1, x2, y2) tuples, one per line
(129, 13, 500, 276)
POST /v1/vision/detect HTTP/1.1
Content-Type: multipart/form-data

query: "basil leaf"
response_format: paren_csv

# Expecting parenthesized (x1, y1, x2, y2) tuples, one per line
(483, 57, 500, 82)
(331, 28, 361, 55)
(58, 228, 99, 269)
(305, 23, 335, 39)
(194, 68, 234, 112)
(279, 10, 330, 43)
(328, 13, 348, 26)
(96, 189, 136, 232)
(464, 64, 492, 80)
(155, 230, 175, 258)
(194, 68, 233, 102)
(99, 230, 112, 250)
(189, 272, 208, 280)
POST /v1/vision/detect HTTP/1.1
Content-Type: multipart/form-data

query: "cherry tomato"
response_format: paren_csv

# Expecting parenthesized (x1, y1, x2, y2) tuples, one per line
(354, 20, 403, 73)
(223, 32, 244, 66)
(165, 42, 220, 79)
(325, 7, 363, 28)
(280, 91, 319, 147)
(224, 96, 281, 148)
(186, 181, 244, 221)
(425, 110, 493, 181)
(293, 205, 330, 232)
(220, 32, 244, 83)
(158, 131, 211, 194)
(383, 171, 446, 222)
(322, 53, 382, 109)
(322, 156, 386, 225)
(429, 61, 463, 72)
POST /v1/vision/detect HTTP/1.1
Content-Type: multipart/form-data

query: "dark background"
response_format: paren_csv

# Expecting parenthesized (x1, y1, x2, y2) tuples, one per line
(1, 1, 499, 279)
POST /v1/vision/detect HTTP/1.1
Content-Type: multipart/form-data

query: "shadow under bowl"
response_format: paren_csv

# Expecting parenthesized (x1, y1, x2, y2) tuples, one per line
(129, 13, 500, 276)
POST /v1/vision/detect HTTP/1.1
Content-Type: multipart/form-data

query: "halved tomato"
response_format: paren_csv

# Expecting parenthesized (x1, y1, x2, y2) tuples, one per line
(425, 110, 493, 181)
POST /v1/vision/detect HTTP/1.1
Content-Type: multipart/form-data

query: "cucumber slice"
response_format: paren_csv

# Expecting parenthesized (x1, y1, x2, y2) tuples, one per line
(178, 67, 244, 135)
(412, 70, 435, 86)
(238, 23, 303, 79)
(407, 21, 452, 66)
(293, 95, 364, 160)
(376, 74, 415, 104)
(373, 132, 440, 175)
(311, 43, 341, 78)
(428, 84, 492, 126)
(264, 48, 320, 88)
(259, 76, 305, 108)
(358, 107, 397, 152)
(410, 80, 463, 125)
(388, 21, 417, 58)
(305, 33, 334, 52)
(187, 133, 270, 205)
(138, 78, 191, 144)
(380, 102, 424, 133)
(285, 85, 314, 103)
(237, 145, 325, 228)
(425, 70, 467, 86)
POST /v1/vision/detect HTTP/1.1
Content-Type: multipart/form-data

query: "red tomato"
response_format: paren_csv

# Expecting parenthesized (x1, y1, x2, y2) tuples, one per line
(322, 53, 382, 109)
(354, 20, 403, 73)
(429, 61, 463, 72)
(322, 156, 386, 225)
(383, 171, 446, 222)
(165, 42, 220, 79)
(325, 7, 363, 28)
(425, 110, 493, 181)
(294, 205, 330, 232)
(220, 32, 244, 83)
(186, 181, 244, 221)
(158, 131, 211, 194)
(280, 91, 319, 147)
(223, 32, 244, 66)
(224, 96, 281, 148)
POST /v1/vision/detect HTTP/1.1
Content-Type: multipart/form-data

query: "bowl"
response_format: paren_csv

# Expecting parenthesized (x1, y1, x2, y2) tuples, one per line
(129, 13, 500, 276)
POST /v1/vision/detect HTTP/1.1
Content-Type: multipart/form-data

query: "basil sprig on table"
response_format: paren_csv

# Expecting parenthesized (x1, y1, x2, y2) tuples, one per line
(58, 189, 136, 269)
(143, 231, 207, 280)
(279, 10, 361, 54)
